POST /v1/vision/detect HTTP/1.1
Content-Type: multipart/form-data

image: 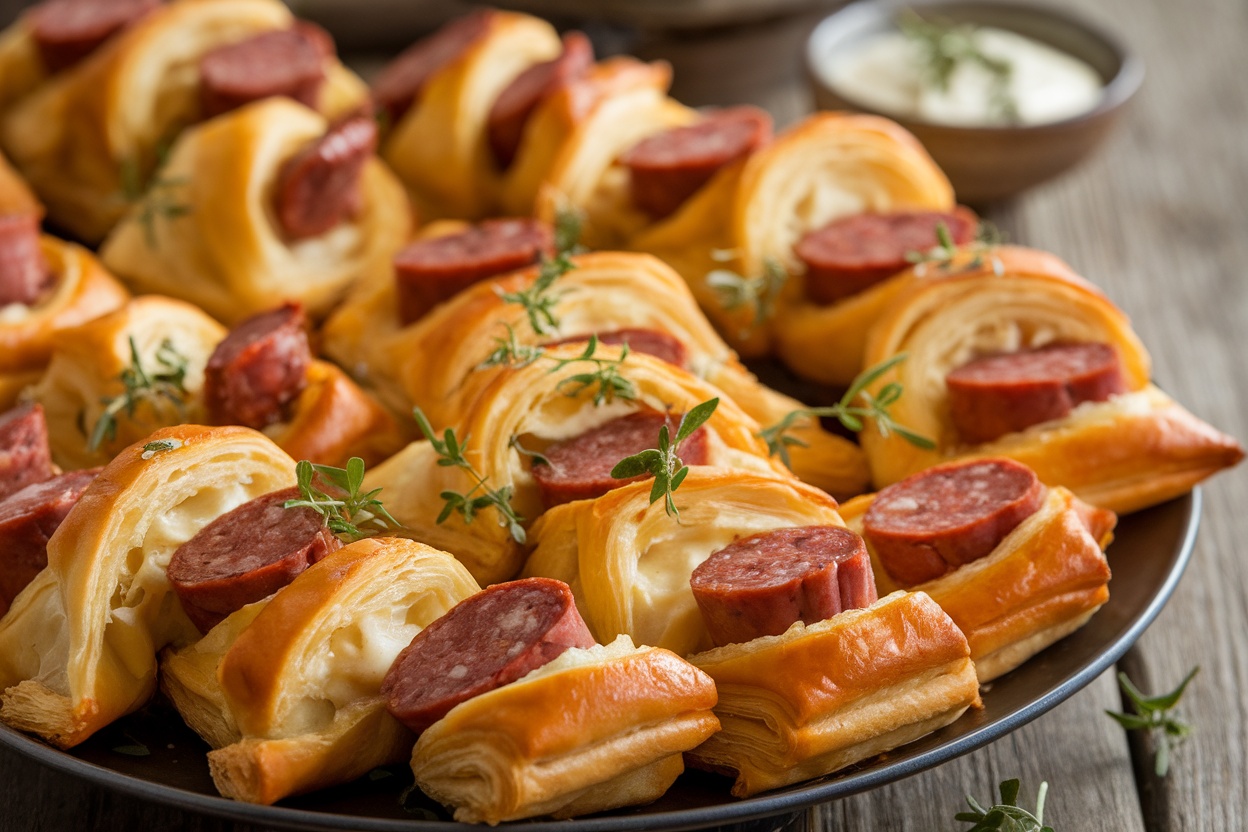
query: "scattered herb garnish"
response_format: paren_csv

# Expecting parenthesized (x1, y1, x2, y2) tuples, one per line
(496, 207, 583, 336)
(706, 255, 789, 336)
(609, 398, 719, 521)
(283, 457, 401, 543)
(758, 353, 935, 466)
(413, 408, 527, 545)
(956, 779, 1053, 831)
(1105, 666, 1199, 777)
(117, 138, 190, 250)
(88, 337, 191, 453)
(112, 733, 151, 758)
(905, 219, 1005, 276)
(480, 323, 546, 369)
(509, 435, 551, 468)
(899, 10, 1020, 124)
(480, 333, 638, 407)
(140, 438, 182, 459)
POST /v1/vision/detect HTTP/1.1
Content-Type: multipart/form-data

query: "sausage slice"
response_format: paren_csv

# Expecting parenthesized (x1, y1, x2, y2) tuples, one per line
(28, 0, 160, 73)
(863, 458, 1045, 587)
(486, 31, 593, 169)
(204, 303, 310, 430)
(531, 410, 710, 508)
(393, 218, 553, 325)
(542, 328, 688, 369)
(794, 207, 979, 305)
(166, 487, 341, 633)
(0, 402, 55, 502)
(198, 24, 332, 120)
(370, 10, 494, 123)
(945, 342, 1128, 444)
(0, 214, 50, 308)
(381, 577, 595, 733)
(275, 115, 377, 240)
(0, 468, 99, 614)
(621, 106, 773, 219)
(690, 525, 877, 647)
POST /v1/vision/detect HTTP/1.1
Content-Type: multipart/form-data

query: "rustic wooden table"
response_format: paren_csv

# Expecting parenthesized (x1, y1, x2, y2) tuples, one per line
(1, 0, 1244, 829)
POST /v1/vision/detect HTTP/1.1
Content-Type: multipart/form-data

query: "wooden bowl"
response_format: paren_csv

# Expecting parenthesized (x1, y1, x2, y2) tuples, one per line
(805, 1, 1144, 204)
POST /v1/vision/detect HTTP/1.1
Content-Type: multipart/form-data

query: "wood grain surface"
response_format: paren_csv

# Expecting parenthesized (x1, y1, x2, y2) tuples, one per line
(1, 0, 1245, 829)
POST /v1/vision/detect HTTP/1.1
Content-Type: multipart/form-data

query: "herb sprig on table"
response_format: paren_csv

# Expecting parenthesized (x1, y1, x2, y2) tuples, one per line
(1105, 666, 1199, 776)
(496, 207, 583, 336)
(87, 337, 191, 453)
(283, 457, 401, 543)
(956, 778, 1053, 831)
(609, 398, 719, 521)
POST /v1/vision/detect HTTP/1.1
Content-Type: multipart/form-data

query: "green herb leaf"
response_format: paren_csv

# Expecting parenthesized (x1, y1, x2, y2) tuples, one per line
(609, 399, 719, 521)
(88, 336, 191, 453)
(496, 206, 584, 336)
(956, 779, 1053, 831)
(706, 255, 789, 337)
(1106, 666, 1198, 777)
(547, 335, 637, 406)
(414, 408, 527, 544)
(283, 457, 401, 543)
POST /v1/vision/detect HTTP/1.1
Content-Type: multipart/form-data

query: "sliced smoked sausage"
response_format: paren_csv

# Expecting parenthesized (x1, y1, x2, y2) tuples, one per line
(0, 402, 55, 502)
(382, 577, 595, 733)
(28, 0, 160, 73)
(371, 10, 494, 123)
(486, 31, 593, 169)
(0, 468, 98, 614)
(863, 458, 1045, 587)
(795, 207, 979, 305)
(945, 342, 1128, 444)
(0, 214, 50, 308)
(531, 410, 710, 508)
(204, 303, 310, 430)
(166, 486, 341, 633)
(275, 115, 377, 240)
(690, 525, 877, 647)
(621, 106, 772, 220)
(198, 24, 332, 120)
(543, 328, 688, 369)
(393, 218, 553, 325)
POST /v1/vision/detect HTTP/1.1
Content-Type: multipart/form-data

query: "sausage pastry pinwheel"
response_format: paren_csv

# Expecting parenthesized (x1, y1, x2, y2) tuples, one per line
(630, 112, 954, 358)
(160, 537, 479, 805)
(523, 469, 845, 656)
(366, 344, 788, 585)
(0, 0, 369, 243)
(0, 424, 295, 748)
(100, 97, 411, 325)
(856, 246, 1244, 513)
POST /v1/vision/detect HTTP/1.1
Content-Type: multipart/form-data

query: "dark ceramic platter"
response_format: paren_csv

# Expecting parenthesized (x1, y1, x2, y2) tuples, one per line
(0, 489, 1200, 832)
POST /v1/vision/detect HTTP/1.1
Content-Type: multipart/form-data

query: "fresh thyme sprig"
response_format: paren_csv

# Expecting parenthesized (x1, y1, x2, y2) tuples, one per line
(899, 11, 1020, 124)
(413, 408, 527, 544)
(905, 220, 1005, 276)
(609, 398, 719, 521)
(758, 353, 935, 466)
(480, 333, 638, 406)
(496, 207, 583, 336)
(88, 337, 191, 453)
(706, 254, 789, 336)
(283, 457, 401, 543)
(1106, 666, 1199, 777)
(956, 779, 1053, 832)
(116, 139, 190, 250)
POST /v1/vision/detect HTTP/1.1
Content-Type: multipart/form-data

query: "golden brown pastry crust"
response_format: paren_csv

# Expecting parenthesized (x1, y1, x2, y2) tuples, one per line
(0, 424, 296, 748)
(631, 112, 953, 358)
(161, 536, 480, 804)
(0, 147, 39, 214)
(685, 590, 979, 797)
(367, 345, 790, 586)
(381, 11, 562, 220)
(410, 635, 720, 824)
(839, 484, 1114, 682)
(100, 97, 411, 325)
(523, 469, 844, 656)
(0, 0, 369, 243)
(856, 246, 1243, 513)
(29, 295, 226, 470)
(0, 12, 45, 116)
(1, 237, 130, 409)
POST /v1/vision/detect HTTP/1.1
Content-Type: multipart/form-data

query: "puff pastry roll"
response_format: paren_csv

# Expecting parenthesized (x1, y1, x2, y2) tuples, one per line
(0, 424, 295, 748)
(100, 97, 410, 325)
(524, 469, 845, 656)
(685, 590, 979, 796)
(409, 634, 719, 824)
(367, 345, 788, 585)
(837, 457, 1114, 682)
(0, 0, 369, 243)
(631, 112, 953, 358)
(28, 295, 225, 470)
(159, 536, 479, 804)
(324, 249, 868, 498)
(856, 246, 1244, 513)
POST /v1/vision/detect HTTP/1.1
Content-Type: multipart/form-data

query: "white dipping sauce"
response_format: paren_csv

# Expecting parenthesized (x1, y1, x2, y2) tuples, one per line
(822, 25, 1104, 127)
